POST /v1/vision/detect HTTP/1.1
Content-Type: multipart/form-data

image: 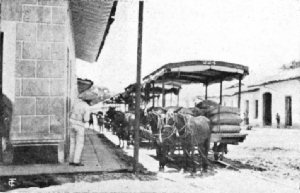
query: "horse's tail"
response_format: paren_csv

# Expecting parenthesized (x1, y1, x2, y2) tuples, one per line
(205, 130, 211, 153)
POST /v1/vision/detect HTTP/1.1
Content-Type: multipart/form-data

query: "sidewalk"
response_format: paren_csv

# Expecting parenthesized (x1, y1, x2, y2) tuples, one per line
(0, 129, 128, 177)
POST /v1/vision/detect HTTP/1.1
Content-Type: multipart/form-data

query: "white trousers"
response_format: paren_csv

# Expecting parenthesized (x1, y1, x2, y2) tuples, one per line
(69, 126, 85, 163)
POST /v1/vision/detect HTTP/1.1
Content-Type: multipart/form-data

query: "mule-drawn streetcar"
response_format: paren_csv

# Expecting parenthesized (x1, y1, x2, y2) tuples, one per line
(142, 60, 249, 161)
(104, 60, 249, 171)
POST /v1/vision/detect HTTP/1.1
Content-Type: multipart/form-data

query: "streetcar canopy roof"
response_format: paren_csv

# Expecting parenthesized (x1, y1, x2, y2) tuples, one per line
(143, 60, 249, 86)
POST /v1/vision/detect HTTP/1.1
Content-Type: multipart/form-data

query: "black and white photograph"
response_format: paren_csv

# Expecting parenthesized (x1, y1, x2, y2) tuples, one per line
(0, 0, 300, 192)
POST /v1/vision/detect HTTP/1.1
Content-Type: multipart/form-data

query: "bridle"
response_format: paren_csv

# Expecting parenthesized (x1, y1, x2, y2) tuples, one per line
(172, 113, 192, 138)
(160, 125, 178, 142)
(148, 111, 164, 130)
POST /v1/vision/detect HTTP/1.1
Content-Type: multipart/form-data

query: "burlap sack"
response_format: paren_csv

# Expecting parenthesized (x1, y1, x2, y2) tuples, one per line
(212, 125, 241, 133)
(178, 107, 207, 116)
(210, 113, 243, 125)
(208, 106, 240, 116)
(195, 100, 218, 109)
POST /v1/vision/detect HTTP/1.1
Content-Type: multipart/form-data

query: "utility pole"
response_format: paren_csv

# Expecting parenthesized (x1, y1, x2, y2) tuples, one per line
(133, 1, 144, 174)
(219, 80, 223, 105)
(0, 32, 4, 162)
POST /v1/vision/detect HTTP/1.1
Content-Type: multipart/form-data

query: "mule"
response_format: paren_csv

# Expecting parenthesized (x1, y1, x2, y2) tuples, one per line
(147, 108, 179, 170)
(155, 124, 178, 171)
(168, 111, 211, 173)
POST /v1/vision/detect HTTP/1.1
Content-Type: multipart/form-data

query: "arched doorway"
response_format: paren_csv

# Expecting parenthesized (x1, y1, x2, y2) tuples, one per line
(263, 92, 272, 126)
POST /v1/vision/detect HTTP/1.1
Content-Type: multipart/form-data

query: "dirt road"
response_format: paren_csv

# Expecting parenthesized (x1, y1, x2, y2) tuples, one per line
(5, 128, 300, 193)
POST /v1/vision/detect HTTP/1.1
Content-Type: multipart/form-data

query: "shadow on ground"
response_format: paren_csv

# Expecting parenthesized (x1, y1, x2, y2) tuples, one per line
(0, 134, 157, 192)
(149, 152, 267, 174)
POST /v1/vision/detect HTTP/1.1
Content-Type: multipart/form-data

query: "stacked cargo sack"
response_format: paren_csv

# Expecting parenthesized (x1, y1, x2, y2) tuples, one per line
(207, 106, 242, 133)
(195, 100, 218, 116)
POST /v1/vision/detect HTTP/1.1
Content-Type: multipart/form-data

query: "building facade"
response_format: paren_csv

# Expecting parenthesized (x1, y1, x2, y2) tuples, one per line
(0, 0, 116, 163)
(222, 69, 300, 129)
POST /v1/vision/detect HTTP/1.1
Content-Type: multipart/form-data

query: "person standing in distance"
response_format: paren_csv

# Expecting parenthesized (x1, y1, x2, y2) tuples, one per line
(68, 97, 90, 166)
(276, 113, 280, 128)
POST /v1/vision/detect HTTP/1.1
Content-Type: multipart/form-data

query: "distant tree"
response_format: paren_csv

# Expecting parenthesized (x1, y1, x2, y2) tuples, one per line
(81, 86, 112, 105)
(280, 60, 300, 70)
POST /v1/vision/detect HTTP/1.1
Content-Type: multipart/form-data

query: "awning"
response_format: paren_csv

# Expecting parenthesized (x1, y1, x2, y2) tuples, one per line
(70, 0, 117, 62)
(77, 78, 93, 94)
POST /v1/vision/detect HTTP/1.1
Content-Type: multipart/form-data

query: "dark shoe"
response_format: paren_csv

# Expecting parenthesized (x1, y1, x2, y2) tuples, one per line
(69, 162, 75, 166)
(73, 162, 84, 166)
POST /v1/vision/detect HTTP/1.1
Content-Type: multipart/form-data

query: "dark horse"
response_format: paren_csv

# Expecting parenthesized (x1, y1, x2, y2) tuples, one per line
(165, 108, 211, 173)
(112, 111, 131, 148)
(125, 109, 148, 147)
(105, 107, 130, 148)
(105, 107, 117, 133)
(106, 107, 147, 148)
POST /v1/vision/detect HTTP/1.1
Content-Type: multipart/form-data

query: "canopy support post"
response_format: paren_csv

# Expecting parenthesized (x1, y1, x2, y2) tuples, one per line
(133, 0, 143, 174)
(205, 82, 208, 100)
(162, 82, 166, 107)
(219, 80, 223, 105)
(170, 83, 174, 106)
(152, 82, 155, 107)
(177, 89, 180, 107)
(238, 76, 242, 109)
(157, 96, 159, 106)
(170, 92, 173, 106)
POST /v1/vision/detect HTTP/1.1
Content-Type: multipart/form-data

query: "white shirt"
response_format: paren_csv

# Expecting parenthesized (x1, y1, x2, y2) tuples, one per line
(69, 99, 90, 129)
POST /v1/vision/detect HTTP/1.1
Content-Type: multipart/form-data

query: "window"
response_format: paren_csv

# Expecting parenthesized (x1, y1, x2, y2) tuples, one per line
(255, 100, 258, 119)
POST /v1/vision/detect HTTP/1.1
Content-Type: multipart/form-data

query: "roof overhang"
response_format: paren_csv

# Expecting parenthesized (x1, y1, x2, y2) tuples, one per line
(233, 88, 260, 95)
(70, 0, 117, 63)
(249, 76, 300, 87)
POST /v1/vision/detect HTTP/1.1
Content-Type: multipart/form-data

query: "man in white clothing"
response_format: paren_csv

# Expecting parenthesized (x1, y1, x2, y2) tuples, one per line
(69, 98, 90, 166)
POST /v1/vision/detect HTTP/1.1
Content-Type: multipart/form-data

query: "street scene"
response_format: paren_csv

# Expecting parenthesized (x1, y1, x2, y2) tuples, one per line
(0, 0, 300, 193)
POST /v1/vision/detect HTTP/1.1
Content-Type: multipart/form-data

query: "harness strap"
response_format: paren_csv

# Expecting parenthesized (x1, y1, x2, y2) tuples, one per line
(153, 125, 177, 141)
(176, 113, 192, 138)
(149, 111, 165, 142)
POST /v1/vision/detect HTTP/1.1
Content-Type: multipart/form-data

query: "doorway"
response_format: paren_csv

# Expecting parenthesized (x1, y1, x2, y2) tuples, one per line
(263, 92, 272, 126)
(285, 96, 292, 126)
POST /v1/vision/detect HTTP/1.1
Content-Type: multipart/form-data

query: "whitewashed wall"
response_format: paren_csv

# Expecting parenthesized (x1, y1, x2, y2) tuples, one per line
(223, 79, 300, 129)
